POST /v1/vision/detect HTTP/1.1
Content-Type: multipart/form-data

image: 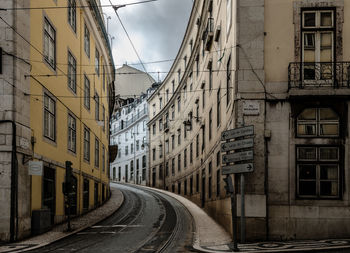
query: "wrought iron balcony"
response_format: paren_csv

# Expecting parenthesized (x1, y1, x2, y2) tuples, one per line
(288, 62, 350, 89)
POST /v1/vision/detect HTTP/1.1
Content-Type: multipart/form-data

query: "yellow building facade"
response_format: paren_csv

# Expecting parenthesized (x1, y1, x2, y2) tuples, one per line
(29, 0, 114, 225)
(0, 0, 114, 241)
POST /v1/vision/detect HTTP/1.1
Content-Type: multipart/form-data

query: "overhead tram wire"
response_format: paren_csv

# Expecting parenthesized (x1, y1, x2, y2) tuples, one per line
(0, 16, 112, 109)
(0, 0, 158, 11)
(108, 0, 159, 84)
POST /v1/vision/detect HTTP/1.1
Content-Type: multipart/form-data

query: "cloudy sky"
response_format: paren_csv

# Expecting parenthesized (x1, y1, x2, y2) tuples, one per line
(100, 0, 193, 82)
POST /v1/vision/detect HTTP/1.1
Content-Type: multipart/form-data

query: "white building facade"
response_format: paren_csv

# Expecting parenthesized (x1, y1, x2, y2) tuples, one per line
(110, 89, 155, 185)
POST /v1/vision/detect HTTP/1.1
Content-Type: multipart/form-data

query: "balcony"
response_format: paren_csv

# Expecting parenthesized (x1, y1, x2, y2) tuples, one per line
(202, 17, 214, 51)
(288, 62, 350, 89)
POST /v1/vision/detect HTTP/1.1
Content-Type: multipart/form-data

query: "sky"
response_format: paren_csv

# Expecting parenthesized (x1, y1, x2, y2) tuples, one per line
(100, 0, 194, 82)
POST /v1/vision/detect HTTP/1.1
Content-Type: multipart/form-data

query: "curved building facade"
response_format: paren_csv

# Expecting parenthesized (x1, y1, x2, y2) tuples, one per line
(148, 0, 350, 242)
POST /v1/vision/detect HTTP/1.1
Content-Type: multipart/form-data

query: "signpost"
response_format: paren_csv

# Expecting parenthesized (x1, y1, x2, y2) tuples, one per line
(221, 125, 254, 251)
(222, 150, 253, 164)
(222, 163, 254, 175)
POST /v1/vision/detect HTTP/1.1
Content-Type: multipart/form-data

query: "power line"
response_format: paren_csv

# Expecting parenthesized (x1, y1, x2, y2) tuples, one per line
(109, 0, 155, 84)
(1, 0, 157, 11)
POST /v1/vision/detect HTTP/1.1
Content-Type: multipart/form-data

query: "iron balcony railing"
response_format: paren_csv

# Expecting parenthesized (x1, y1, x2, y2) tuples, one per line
(288, 62, 350, 89)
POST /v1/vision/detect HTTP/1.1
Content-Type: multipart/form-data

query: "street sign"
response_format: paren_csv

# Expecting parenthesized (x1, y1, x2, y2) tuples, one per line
(28, 161, 43, 176)
(222, 150, 253, 163)
(221, 125, 254, 141)
(222, 163, 254, 175)
(221, 138, 254, 152)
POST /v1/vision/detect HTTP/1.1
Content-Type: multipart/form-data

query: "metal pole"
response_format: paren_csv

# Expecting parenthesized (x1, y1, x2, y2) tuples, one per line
(241, 173, 245, 243)
(230, 175, 239, 252)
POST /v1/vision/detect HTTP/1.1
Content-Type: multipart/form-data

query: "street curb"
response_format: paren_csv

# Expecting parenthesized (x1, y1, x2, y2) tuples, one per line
(2, 186, 124, 253)
(128, 184, 216, 253)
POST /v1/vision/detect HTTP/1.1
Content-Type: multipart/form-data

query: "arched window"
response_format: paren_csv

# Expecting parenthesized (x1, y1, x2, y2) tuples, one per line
(297, 107, 339, 137)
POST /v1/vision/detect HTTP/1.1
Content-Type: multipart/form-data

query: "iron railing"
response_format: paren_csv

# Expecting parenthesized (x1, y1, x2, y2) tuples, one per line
(288, 62, 350, 89)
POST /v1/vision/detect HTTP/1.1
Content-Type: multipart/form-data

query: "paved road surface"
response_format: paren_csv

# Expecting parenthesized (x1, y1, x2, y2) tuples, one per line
(29, 183, 194, 253)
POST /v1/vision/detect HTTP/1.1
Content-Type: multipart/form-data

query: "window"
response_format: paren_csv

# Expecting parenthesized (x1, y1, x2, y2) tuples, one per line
(102, 145, 105, 172)
(171, 135, 175, 150)
(84, 127, 90, 161)
(297, 146, 340, 198)
(196, 134, 199, 157)
(125, 145, 129, 155)
(217, 151, 221, 167)
(131, 143, 134, 154)
(152, 124, 156, 135)
(217, 88, 221, 127)
(159, 165, 163, 180)
(302, 10, 334, 81)
(142, 155, 146, 168)
(172, 80, 175, 94)
(177, 96, 181, 112)
(226, 55, 231, 106)
(196, 173, 199, 192)
(84, 75, 90, 109)
(102, 105, 105, 132)
(202, 83, 205, 108)
(209, 108, 212, 140)
(159, 97, 163, 110)
(202, 124, 206, 153)
(208, 63, 213, 90)
(297, 108, 339, 137)
(103, 66, 106, 91)
(183, 85, 187, 101)
(166, 89, 169, 102)
(172, 158, 175, 175)
(93, 49, 100, 76)
(190, 176, 193, 195)
(159, 144, 163, 158)
(166, 162, 169, 177)
(159, 119, 163, 131)
(95, 92, 99, 121)
(136, 140, 140, 151)
(216, 169, 221, 196)
(165, 140, 169, 154)
(178, 154, 181, 171)
(178, 69, 181, 83)
(44, 93, 56, 141)
(152, 148, 156, 160)
(184, 179, 187, 195)
(171, 104, 175, 120)
(178, 128, 181, 145)
(68, 52, 76, 93)
(196, 54, 199, 77)
(190, 143, 193, 164)
(68, 113, 76, 153)
(152, 104, 156, 116)
(84, 24, 90, 57)
(184, 149, 187, 168)
(95, 138, 99, 168)
(44, 18, 56, 69)
(68, 0, 76, 32)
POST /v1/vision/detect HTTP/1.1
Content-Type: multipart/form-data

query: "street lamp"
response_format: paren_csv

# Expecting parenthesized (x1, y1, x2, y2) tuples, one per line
(109, 35, 115, 49)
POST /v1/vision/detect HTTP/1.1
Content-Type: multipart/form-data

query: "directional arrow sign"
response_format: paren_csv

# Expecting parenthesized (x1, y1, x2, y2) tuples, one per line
(221, 163, 254, 175)
(221, 125, 254, 141)
(222, 150, 253, 164)
(221, 138, 254, 152)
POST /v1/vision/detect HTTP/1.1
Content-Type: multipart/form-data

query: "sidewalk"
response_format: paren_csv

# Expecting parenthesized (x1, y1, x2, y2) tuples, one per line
(0, 186, 124, 253)
(142, 185, 350, 253)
